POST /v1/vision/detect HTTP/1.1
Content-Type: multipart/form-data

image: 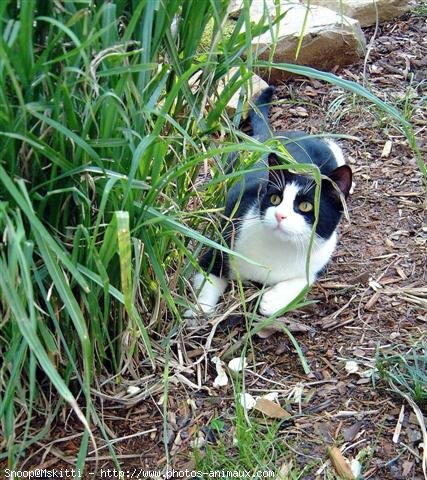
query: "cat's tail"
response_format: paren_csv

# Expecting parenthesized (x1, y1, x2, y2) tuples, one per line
(224, 87, 274, 173)
(249, 86, 274, 138)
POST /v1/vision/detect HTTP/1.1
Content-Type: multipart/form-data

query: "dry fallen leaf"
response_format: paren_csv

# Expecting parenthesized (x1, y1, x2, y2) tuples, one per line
(365, 292, 381, 311)
(289, 106, 309, 117)
(385, 237, 395, 248)
(370, 64, 383, 74)
(381, 140, 392, 158)
(239, 393, 256, 411)
(327, 447, 355, 480)
(350, 459, 362, 478)
(402, 460, 414, 477)
(256, 317, 311, 338)
(254, 398, 291, 419)
(290, 384, 304, 403)
(212, 356, 228, 388)
(304, 86, 319, 97)
(345, 360, 359, 374)
(190, 431, 206, 449)
(228, 357, 247, 373)
(277, 461, 294, 479)
(342, 422, 362, 442)
(259, 392, 279, 403)
(256, 327, 276, 339)
(126, 385, 141, 395)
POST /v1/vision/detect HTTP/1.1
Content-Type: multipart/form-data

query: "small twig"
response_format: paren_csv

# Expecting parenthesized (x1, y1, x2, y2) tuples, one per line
(392, 404, 405, 443)
(88, 428, 157, 455)
(390, 383, 427, 477)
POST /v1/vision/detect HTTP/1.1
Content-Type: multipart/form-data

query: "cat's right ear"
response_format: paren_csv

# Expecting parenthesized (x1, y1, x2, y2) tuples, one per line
(328, 165, 352, 199)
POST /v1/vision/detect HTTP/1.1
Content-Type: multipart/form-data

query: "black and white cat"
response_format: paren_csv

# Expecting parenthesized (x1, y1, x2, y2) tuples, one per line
(186, 87, 352, 318)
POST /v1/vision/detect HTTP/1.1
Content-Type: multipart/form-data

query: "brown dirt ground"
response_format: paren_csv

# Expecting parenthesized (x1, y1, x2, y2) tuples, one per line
(9, 12, 426, 480)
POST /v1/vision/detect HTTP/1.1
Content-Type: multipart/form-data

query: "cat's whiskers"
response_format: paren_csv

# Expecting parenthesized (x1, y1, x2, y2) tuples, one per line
(225, 216, 260, 227)
(220, 217, 261, 241)
(267, 176, 285, 191)
(302, 178, 316, 194)
(225, 217, 259, 229)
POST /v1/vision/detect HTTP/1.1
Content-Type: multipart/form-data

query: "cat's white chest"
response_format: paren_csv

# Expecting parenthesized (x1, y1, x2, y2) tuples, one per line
(229, 210, 336, 285)
(230, 224, 304, 285)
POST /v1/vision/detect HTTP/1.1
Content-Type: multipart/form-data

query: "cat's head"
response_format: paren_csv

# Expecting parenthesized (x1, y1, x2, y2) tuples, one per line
(259, 153, 352, 241)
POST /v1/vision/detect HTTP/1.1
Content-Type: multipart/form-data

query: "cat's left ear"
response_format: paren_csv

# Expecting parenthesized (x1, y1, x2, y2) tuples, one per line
(268, 152, 281, 168)
(328, 165, 352, 198)
(268, 153, 283, 184)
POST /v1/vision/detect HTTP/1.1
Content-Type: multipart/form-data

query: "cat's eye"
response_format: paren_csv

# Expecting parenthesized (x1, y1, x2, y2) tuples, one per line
(270, 194, 281, 205)
(298, 201, 313, 213)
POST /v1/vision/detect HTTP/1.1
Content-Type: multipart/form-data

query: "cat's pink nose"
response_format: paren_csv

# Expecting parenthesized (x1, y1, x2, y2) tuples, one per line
(275, 211, 286, 223)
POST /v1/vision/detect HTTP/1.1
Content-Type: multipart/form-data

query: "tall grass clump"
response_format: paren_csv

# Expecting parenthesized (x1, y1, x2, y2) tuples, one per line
(0, 0, 284, 468)
(0, 0, 419, 471)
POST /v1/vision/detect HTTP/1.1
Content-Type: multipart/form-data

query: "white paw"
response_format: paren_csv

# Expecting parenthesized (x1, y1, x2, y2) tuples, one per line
(184, 313, 200, 327)
(183, 308, 197, 319)
(183, 303, 215, 325)
(183, 308, 203, 327)
(259, 290, 285, 317)
(184, 302, 215, 316)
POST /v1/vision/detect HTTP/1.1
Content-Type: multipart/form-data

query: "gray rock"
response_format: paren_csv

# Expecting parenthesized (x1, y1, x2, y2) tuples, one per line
(229, 0, 303, 20)
(251, 3, 366, 82)
(304, 0, 416, 27)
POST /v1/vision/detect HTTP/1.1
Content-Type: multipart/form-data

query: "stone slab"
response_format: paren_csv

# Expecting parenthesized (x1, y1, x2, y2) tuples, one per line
(251, 3, 366, 82)
(305, 0, 416, 27)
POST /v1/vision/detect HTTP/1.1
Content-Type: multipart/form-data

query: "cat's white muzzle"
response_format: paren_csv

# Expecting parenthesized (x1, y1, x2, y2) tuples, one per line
(263, 206, 312, 240)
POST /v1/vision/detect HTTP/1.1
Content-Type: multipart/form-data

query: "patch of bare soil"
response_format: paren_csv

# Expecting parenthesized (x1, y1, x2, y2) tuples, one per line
(15, 13, 426, 480)
(242, 14, 426, 478)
